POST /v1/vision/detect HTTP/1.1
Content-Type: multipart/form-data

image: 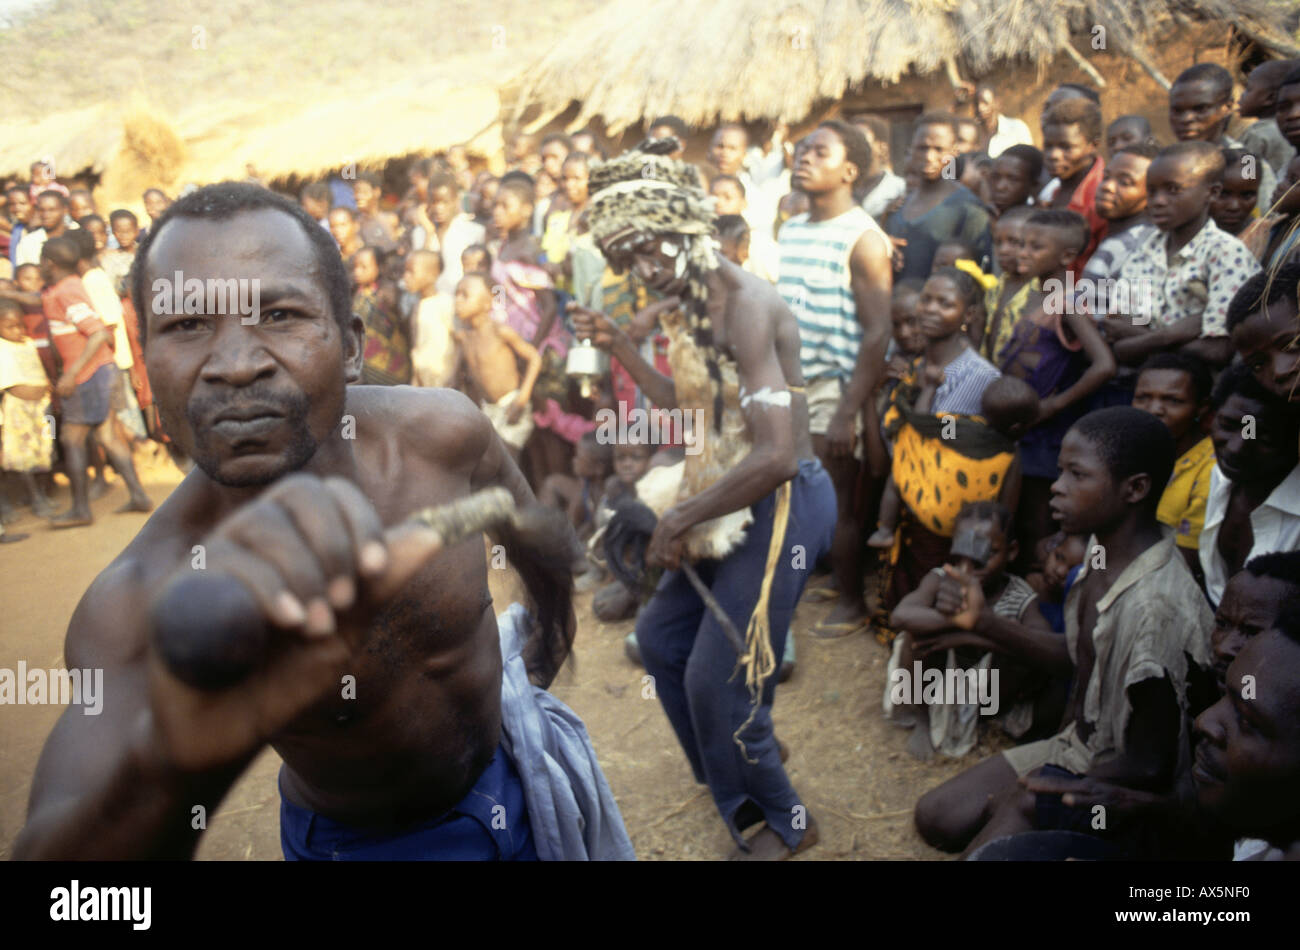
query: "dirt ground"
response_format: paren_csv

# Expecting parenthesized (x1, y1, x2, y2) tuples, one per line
(0, 455, 1002, 860)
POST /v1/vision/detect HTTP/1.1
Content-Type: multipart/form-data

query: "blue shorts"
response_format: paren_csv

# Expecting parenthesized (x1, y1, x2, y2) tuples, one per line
(61, 363, 113, 426)
(279, 742, 539, 861)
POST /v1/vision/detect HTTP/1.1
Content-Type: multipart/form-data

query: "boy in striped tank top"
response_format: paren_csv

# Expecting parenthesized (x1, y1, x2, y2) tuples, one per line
(779, 120, 894, 636)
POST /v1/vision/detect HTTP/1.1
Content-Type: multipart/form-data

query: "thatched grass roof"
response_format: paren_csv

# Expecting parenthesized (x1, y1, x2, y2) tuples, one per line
(1, 0, 601, 195)
(510, 0, 1300, 133)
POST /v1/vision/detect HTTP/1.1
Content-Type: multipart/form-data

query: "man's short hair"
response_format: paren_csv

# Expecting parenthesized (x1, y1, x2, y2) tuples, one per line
(36, 189, 68, 207)
(1042, 99, 1103, 143)
(850, 114, 890, 146)
(130, 182, 352, 347)
(1173, 63, 1234, 99)
(426, 172, 458, 196)
(1137, 351, 1213, 403)
(914, 112, 958, 137)
(1245, 550, 1300, 592)
(109, 208, 138, 227)
(300, 182, 331, 206)
(40, 235, 80, 271)
(67, 227, 96, 262)
(5, 183, 27, 199)
(1226, 260, 1300, 332)
(713, 122, 749, 144)
(1115, 142, 1160, 160)
(1070, 407, 1177, 512)
(1026, 208, 1089, 255)
(999, 144, 1044, 182)
(1209, 360, 1292, 414)
(715, 214, 749, 242)
(1055, 82, 1101, 104)
(496, 172, 535, 207)
(650, 115, 690, 139)
(1155, 140, 1225, 183)
(710, 173, 745, 196)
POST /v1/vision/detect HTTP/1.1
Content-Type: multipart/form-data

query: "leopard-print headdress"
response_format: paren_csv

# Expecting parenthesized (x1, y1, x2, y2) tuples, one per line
(587, 137, 729, 428)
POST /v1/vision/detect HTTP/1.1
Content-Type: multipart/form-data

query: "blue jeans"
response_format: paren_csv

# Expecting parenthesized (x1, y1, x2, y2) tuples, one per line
(634, 458, 836, 850)
(279, 742, 539, 860)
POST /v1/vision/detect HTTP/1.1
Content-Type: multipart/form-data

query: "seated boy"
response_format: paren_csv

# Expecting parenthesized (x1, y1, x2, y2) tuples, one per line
(1111, 143, 1261, 369)
(914, 406, 1213, 856)
(887, 500, 1056, 760)
(453, 272, 542, 461)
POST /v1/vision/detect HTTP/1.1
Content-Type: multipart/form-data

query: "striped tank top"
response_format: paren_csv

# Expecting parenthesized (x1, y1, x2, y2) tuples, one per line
(777, 206, 887, 382)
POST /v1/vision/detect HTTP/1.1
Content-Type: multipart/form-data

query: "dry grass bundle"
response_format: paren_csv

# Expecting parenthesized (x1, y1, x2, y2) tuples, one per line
(509, 0, 1300, 133)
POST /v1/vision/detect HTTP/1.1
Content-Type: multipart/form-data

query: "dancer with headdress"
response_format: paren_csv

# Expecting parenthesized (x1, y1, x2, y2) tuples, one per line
(571, 138, 837, 859)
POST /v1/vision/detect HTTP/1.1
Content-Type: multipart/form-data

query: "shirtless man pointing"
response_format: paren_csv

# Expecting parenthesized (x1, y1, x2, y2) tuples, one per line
(15, 183, 631, 861)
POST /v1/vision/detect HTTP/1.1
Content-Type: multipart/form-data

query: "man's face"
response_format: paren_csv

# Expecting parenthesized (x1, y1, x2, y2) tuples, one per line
(427, 185, 458, 227)
(975, 88, 997, 125)
(602, 232, 688, 295)
(1193, 630, 1300, 840)
(140, 208, 362, 487)
(1146, 155, 1216, 232)
(111, 216, 139, 251)
(69, 193, 94, 220)
(36, 196, 65, 232)
(143, 190, 169, 222)
(85, 218, 108, 252)
(1093, 153, 1150, 220)
(710, 128, 748, 176)
(327, 209, 357, 248)
(1169, 79, 1233, 142)
(492, 190, 530, 235)
(1277, 83, 1300, 148)
(561, 162, 588, 206)
(1211, 392, 1297, 487)
(1232, 300, 1300, 402)
(1132, 368, 1200, 443)
(1238, 67, 1277, 118)
(710, 179, 745, 215)
(992, 217, 1025, 275)
(954, 123, 981, 155)
(1105, 120, 1145, 156)
(1041, 122, 1096, 181)
(792, 128, 857, 197)
(988, 155, 1033, 212)
(7, 190, 31, 225)
(301, 195, 330, 221)
(1211, 164, 1260, 235)
(540, 142, 568, 181)
(352, 180, 377, 214)
(909, 123, 956, 183)
(1211, 572, 1296, 694)
(1050, 430, 1126, 536)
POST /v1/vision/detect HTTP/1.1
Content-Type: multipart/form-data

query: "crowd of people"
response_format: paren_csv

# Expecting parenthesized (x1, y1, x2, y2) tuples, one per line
(7, 59, 1300, 862)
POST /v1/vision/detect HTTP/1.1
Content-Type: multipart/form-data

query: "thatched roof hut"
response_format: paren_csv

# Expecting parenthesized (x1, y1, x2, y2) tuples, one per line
(1, 0, 601, 205)
(509, 0, 1300, 134)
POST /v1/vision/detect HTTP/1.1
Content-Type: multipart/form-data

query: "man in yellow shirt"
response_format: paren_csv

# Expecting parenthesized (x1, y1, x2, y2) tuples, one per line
(1132, 352, 1215, 582)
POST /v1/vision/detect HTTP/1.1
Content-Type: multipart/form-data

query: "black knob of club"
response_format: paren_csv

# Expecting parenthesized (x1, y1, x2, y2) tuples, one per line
(150, 572, 269, 690)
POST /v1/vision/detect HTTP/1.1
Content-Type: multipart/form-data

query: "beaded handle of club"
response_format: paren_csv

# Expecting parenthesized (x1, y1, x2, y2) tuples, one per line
(151, 488, 518, 689)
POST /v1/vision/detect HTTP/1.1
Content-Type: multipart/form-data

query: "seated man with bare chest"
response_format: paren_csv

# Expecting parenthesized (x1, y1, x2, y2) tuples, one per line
(14, 183, 633, 861)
